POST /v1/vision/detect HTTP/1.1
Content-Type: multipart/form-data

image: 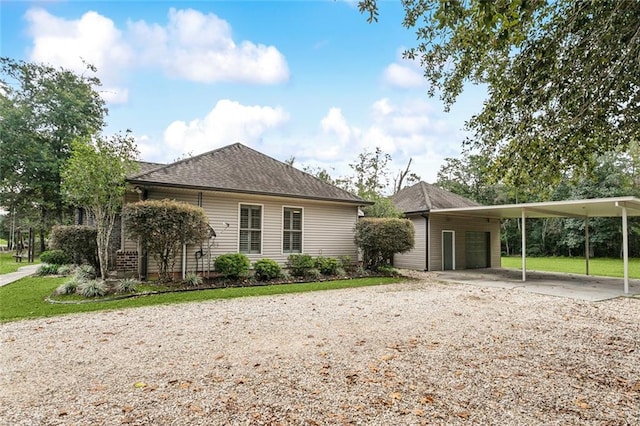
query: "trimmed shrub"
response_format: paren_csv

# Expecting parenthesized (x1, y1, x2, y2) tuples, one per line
(214, 253, 250, 279)
(254, 258, 281, 281)
(354, 218, 415, 271)
(287, 254, 314, 277)
(40, 250, 72, 266)
(184, 272, 203, 287)
(49, 225, 99, 270)
(116, 278, 138, 293)
(123, 199, 209, 282)
(314, 256, 339, 275)
(78, 280, 108, 298)
(36, 264, 59, 276)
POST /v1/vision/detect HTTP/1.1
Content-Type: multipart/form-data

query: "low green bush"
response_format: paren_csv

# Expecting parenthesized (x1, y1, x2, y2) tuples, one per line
(377, 264, 399, 277)
(49, 225, 99, 270)
(314, 256, 339, 275)
(55, 279, 78, 295)
(214, 253, 250, 278)
(56, 265, 73, 276)
(116, 278, 138, 293)
(36, 264, 59, 276)
(184, 272, 203, 287)
(254, 258, 282, 281)
(339, 255, 354, 272)
(40, 250, 72, 266)
(287, 254, 314, 277)
(74, 264, 97, 281)
(305, 268, 322, 281)
(78, 280, 108, 298)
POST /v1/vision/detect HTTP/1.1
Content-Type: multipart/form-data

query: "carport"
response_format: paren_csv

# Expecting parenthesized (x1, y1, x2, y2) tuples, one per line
(432, 196, 640, 294)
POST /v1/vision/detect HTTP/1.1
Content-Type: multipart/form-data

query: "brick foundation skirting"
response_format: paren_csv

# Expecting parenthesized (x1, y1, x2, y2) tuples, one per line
(116, 250, 138, 275)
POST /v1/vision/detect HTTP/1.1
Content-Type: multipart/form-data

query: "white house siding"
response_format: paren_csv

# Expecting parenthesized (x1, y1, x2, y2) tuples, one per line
(123, 188, 360, 276)
(428, 214, 501, 271)
(393, 215, 427, 270)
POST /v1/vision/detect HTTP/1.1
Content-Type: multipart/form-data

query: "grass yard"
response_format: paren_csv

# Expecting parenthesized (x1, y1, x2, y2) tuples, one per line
(0, 251, 39, 275)
(501, 256, 640, 279)
(0, 275, 404, 323)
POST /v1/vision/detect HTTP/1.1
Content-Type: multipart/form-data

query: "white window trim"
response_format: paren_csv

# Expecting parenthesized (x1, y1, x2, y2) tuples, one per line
(281, 205, 304, 254)
(237, 203, 264, 255)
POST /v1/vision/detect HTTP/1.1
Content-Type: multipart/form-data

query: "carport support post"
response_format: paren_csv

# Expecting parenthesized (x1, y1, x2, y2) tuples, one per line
(622, 206, 629, 294)
(584, 218, 589, 276)
(521, 209, 526, 282)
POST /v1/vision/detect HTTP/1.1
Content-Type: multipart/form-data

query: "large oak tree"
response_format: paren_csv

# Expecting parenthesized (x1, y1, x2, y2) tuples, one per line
(359, 0, 640, 187)
(0, 58, 106, 251)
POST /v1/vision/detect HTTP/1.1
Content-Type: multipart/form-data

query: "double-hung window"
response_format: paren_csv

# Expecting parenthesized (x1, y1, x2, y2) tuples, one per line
(240, 204, 261, 254)
(283, 207, 302, 253)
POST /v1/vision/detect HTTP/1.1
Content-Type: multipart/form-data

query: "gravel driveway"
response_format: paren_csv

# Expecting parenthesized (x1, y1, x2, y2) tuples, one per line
(1, 275, 639, 425)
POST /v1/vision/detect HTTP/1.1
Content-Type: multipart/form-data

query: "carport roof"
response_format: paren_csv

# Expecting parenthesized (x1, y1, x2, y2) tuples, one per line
(431, 196, 640, 219)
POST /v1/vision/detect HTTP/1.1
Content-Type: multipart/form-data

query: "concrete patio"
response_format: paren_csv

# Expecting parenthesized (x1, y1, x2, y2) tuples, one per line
(435, 268, 640, 302)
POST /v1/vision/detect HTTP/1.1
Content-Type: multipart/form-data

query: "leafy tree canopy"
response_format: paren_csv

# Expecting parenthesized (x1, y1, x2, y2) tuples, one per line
(61, 132, 139, 279)
(0, 57, 106, 248)
(359, 0, 640, 186)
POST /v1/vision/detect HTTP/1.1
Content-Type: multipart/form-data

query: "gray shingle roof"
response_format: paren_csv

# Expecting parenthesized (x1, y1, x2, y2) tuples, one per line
(392, 181, 479, 213)
(128, 143, 368, 204)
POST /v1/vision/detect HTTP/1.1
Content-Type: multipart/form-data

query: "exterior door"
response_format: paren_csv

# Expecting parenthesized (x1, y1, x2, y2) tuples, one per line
(466, 231, 490, 268)
(442, 230, 455, 270)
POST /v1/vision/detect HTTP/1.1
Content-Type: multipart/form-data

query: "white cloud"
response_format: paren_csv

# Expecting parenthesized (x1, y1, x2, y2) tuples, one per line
(128, 8, 290, 84)
(23, 7, 290, 105)
(25, 8, 132, 104)
(382, 47, 425, 89)
(295, 98, 465, 185)
(162, 99, 290, 157)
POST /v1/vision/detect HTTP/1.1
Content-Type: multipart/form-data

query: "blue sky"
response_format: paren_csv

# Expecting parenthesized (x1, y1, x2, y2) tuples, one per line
(1, 0, 486, 186)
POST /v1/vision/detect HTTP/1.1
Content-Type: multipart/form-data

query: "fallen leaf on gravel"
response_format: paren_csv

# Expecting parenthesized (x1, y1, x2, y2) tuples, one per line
(456, 411, 470, 418)
(122, 405, 134, 413)
(381, 355, 395, 361)
(368, 363, 378, 373)
(390, 391, 402, 400)
(412, 408, 425, 416)
(574, 398, 591, 409)
(58, 410, 68, 417)
(179, 382, 191, 389)
(89, 384, 107, 392)
(420, 395, 435, 404)
(188, 404, 202, 413)
(133, 382, 147, 388)
(632, 382, 640, 392)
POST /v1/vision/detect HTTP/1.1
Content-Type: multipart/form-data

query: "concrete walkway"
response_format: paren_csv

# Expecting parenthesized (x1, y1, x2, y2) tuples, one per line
(0, 264, 40, 287)
(435, 268, 640, 302)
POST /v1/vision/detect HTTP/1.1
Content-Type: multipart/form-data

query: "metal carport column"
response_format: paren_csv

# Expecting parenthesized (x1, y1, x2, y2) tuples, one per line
(616, 202, 629, 294)
(521, 208, 526, 282)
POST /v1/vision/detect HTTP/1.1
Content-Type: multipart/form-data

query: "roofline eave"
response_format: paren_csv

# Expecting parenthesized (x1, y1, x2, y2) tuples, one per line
(126, 180, 374, 206)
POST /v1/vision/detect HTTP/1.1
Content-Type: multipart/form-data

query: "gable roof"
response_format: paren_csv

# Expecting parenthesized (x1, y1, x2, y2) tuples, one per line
(392, 181, 479, 214)
(128, 143, 368, 205)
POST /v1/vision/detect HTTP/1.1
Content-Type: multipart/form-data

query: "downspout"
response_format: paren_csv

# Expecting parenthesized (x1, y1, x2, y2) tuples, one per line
(421, 213, 429, 271)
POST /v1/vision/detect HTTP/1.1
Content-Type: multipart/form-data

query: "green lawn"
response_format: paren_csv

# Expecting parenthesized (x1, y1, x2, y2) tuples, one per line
(0, 251, 40, 275)
(0, 275, 404, 323)
(501, 256, 640, 279)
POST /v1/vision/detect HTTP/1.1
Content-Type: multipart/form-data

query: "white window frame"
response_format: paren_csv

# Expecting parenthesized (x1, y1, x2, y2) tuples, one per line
(282, 206, 304, 254)
(238, 203, 263, 254)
